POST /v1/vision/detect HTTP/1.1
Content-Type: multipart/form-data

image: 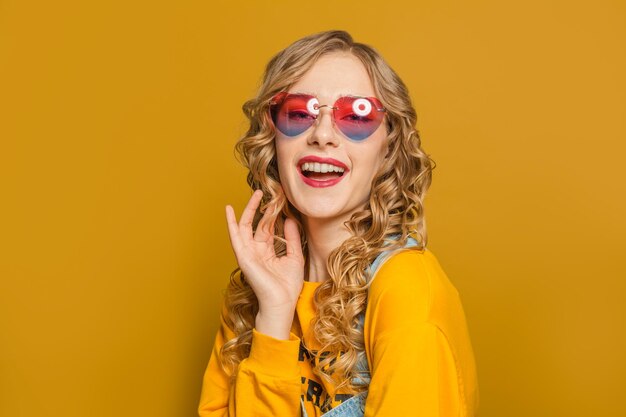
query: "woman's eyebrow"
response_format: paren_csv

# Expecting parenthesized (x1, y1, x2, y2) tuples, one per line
(291, 91, 368, 98)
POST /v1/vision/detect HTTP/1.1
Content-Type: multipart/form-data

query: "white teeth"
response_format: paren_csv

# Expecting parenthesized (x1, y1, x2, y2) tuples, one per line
(301, 162, 345, 173)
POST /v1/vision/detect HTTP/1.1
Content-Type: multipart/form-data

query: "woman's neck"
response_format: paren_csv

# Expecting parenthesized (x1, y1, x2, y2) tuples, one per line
(302, 216, 351, 283)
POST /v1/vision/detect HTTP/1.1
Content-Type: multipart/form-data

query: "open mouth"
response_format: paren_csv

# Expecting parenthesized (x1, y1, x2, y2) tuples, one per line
(300, 162, 345, 181)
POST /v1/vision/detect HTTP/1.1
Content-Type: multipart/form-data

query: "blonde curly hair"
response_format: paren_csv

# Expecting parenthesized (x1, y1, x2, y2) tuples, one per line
(218, 30, 435, 395)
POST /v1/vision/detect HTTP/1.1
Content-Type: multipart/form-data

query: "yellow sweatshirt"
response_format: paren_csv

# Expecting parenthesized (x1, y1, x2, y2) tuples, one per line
(198, 248, 479, 416)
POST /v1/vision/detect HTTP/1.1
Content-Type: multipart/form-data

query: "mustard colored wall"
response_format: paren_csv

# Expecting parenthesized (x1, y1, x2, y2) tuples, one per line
(1, 1, 624, 416)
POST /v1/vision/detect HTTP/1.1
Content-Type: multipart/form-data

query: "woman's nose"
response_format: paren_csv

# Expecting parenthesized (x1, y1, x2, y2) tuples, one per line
(307, 107, 339, 147)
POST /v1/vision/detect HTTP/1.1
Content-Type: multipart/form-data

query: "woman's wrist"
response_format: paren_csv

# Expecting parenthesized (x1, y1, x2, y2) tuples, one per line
(255, 309, 295, 340)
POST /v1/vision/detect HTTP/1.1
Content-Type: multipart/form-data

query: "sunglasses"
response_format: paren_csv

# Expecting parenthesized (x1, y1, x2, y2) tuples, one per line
(269, 92, 386, 141)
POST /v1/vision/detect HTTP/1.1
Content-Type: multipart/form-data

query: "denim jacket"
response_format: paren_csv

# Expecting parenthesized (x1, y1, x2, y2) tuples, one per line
(300, 237, 419, 417)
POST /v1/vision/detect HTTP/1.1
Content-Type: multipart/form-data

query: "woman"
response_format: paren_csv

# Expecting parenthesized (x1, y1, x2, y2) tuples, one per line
(198, 30, 479, 417)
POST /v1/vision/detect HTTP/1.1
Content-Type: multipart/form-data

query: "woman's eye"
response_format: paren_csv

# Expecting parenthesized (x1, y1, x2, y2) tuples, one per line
(343, 114, 373, 123)
(287, 110, 313, 120)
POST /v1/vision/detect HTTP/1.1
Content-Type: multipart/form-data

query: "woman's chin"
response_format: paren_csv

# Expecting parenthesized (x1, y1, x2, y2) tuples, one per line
(297, 206, 344, 222)
(296, 205, 363, 225)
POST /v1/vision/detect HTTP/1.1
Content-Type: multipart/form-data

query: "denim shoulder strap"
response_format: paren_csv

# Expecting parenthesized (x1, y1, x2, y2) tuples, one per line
(366, 235, 419, 282)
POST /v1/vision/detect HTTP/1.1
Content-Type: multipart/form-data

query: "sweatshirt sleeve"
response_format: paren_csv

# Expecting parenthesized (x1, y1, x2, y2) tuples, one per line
(362, 249, 479, 417)
(197, 302, 302, 417)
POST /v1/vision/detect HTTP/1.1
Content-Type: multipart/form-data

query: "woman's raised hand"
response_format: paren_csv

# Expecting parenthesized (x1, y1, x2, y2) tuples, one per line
(225, 190, 305, 339)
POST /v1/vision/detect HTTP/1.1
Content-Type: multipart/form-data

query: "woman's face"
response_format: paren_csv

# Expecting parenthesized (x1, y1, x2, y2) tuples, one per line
(274, 52, 389, 224)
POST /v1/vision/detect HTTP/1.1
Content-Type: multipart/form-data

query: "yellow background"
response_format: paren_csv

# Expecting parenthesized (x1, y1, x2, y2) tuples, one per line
(1, 1, 624, 416)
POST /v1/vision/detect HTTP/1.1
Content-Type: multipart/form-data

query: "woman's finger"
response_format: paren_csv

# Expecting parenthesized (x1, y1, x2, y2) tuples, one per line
(283, 217, 303, 259)
(238, 190, 263, 241)
(254, 202, 276, 243)
(225, 205, 242, 253)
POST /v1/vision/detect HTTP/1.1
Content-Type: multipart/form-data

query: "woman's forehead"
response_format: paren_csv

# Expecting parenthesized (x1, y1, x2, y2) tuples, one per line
(288, 90, 372, 100)
(288, 53, 376, 100)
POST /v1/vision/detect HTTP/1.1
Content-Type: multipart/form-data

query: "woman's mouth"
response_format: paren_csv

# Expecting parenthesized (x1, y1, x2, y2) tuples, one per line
(298, 162, 347, 188)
